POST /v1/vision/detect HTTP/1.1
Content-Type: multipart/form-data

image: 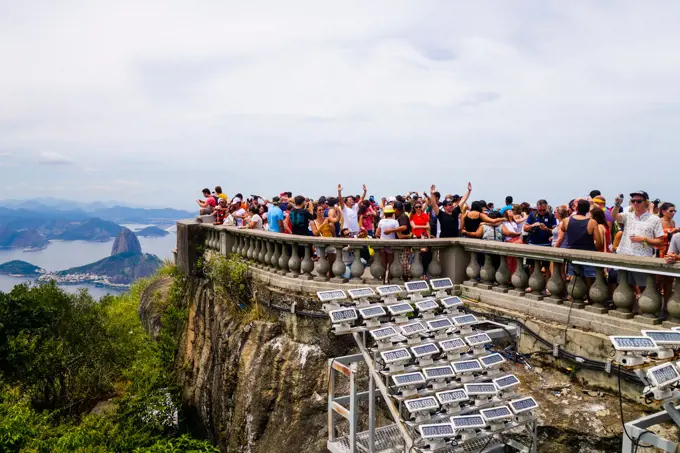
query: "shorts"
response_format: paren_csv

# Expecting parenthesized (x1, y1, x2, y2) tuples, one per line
(619, 270, 648, 287)
(567, 263, 596, 278)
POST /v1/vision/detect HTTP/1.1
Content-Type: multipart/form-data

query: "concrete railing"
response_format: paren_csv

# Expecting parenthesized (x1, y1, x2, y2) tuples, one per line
(177, 220, 680, 326)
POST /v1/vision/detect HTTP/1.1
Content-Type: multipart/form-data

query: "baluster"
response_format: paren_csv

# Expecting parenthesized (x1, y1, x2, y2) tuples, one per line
(666, 279, 680, 325)
(389, 248, 403, 282)
(369, 246, 385, 281)
(211, 231, 217, 250)
(331, 243, 348, 283)
(287, 243, 301, 277)
(478, 254, 495, 290)
(610, 270, 635, 319)
(257, 239, 266, 264)
(428, 248, 442, 278)
(494, 255, 510, 293)
(410, 250, 424, 280)
(264, 240, 273, 268)
(251, 239, 260, 264)
(220, 231, 227, 256)
(278, 242, 290, 275)
(637, 274, 662, 325)
(350, 246, 365, 281)
(315, 245, 330, 282)
(509, 258, 529, 297)
(567, 264, 588, 308)
(586, 268, 608, 314)
(246, 238, 254, 260)
(546, 262, 566, 304)
(465, 251, 480, 286)
(234, 235, 242, 256)
(241, 236, 248, 257)
(300, 244, 314, 280)
(271, 242, 281, 269)
(526, 262, 546, 301)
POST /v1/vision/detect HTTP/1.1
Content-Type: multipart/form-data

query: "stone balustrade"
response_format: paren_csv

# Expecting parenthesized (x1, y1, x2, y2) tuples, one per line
(178, 220, 680, 326)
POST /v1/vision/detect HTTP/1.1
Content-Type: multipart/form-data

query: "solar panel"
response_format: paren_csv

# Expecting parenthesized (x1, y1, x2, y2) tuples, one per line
(609, 336, 657, 351)
(642, 330, 680, 346)
(450, 415, 486, 429)
(377, 285, 403, 296)
(436, 389, 468, 404)
(416, 299, 439, 312)
(426, 318, 453, 331)
(404, 396, 439, 413)
(386, 303, 413, 315)
(419, 423, 456, 439)
(358, 306, 387, 319)
(452, 360, 483, 374)
(509, 397, 538, 414)
(439, 296, 463, 309)
(328, 308, 358, 323)
(480, 406, 512, 422)
(400, 322, 427, 336)
(317, 290, 347, 302)
(411, 343, 440, 358)
(493, 374, 520, 390)
(647, 362, 680, 387)
(392, 372, 426, 387)
(480, 353, 505, 368)
(452, 314, 478, 326)
(465, 333, 492, 347)
(380, 348, 412, 364)
(370, 326, 399, 341)
(405, 280, 430, 293)
(464, 383, 498, 395)
(439, 338, 467, 352)
(423, 365, 455, 380)
(347, 287, 376, 299)
(429, 278, 454, 290)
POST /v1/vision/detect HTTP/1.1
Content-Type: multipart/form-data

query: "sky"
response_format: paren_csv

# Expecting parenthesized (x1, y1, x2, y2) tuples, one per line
(1, 1, 679, 210)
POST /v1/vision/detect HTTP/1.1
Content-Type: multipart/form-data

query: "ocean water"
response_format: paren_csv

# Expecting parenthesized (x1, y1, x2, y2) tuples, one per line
(0, 225, 176, 297)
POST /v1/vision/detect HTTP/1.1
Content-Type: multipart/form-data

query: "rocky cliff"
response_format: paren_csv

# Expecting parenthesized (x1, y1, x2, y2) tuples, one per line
(140, 273, 354, 453)
(111, 227, 142, 255)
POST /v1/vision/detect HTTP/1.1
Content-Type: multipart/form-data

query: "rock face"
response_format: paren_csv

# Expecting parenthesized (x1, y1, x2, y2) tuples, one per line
(0, 228, 49, 249)
(0, 260, 44, 276)
(58, 252, 163, 285)
(111, 228, 142, 255)
(140, 277, 354, 453)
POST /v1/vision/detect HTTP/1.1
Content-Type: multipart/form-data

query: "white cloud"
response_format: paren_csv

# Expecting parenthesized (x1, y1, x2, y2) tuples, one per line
(0, 2, 679, 208)
(38, 151, 72, 165)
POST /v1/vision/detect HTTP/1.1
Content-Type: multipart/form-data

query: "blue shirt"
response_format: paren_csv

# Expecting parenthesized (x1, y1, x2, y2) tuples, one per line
(268, 206, 284, 232)
(499, 205, 513, 215)
(526, 211, 557, 245)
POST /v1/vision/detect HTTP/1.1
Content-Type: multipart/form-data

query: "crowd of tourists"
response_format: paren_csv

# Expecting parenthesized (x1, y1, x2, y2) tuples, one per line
(195, 184, 678, 310)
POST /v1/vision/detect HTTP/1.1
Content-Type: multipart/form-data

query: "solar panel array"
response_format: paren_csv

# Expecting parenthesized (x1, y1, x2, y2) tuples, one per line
(509, 397, 538, 414)
(329, 308, 358, 323)
(430, 278, 454, 290)
(642, 330, 680, 345)
(317, 290, 347, 301)
(347, 287, 376, 299)
(480, 406, 512, 421)
(419, 423, 456, 438)
(451, 415, 486, 429)
(405, 280, 430, 293)
(405, 396, 439, 413)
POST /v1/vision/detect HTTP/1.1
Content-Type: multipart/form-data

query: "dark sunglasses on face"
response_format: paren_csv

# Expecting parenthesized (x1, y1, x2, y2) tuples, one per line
(669, 209, 677, 213)
(415, 206, 422, 209)
(631, 199, 644, 204)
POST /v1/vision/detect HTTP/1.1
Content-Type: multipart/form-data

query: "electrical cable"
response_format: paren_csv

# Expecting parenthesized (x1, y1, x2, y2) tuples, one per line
(618, 364, 654, 451)
(562, 266, 580, 346)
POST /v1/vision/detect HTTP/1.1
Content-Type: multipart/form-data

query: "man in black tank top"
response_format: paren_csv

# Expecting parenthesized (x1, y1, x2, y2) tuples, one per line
(560, 199, 603, 280)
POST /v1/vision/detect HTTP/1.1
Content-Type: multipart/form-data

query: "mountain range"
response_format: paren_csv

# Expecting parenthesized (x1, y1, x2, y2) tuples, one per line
(0, 202, 190, 248)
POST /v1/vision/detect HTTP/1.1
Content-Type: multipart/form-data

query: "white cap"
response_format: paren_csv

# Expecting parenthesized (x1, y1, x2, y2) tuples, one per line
(232, 197, 241, 204)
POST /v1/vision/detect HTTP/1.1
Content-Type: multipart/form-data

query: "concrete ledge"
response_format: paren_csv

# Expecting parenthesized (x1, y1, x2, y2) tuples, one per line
(460, 285, 664, 337)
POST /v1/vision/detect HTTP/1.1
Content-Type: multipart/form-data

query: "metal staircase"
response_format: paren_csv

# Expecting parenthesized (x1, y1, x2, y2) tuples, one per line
(323, 279, 538, 453)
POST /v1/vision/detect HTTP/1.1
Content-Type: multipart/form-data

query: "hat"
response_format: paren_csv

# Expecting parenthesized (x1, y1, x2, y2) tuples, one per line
(383, 205, 395, 214)
(393, 201, 404, 211)
(369, 195, 375, 202)
(232, 197, 241, 204)
(279, 192, 287, 197)
(318, 196, 327, 204)
(592, 196, 606, 204)
(387, 196, 397, 203)
(451, 194, 461, 201)
(441, 199, 453, 207)
(272, 196, 280, 204)
(629, 190, 649, 200)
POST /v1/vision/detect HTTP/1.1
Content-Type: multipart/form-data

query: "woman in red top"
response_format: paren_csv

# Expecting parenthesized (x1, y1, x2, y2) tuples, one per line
(410, 202, 431, 238)
(358, 201, 376, 237)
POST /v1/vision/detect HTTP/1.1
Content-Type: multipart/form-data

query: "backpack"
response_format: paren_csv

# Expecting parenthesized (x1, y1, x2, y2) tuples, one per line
(290, 209, 308, 230)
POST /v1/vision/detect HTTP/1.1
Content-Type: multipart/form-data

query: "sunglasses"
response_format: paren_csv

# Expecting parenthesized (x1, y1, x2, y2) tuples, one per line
(415, 206, 422, 209)
(669, 209, 677, 213)
(631, 199, 645, 204)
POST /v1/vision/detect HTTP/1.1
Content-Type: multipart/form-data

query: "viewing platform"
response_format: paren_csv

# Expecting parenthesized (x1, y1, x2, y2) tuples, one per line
(177, 220, 680, 341)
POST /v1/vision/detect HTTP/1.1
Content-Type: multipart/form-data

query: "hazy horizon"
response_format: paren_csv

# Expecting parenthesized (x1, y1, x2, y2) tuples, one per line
(2, 2, 679, 210)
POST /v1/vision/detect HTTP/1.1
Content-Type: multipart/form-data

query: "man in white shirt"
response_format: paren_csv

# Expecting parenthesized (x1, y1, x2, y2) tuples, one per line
(337, 183, 366, 236)
(611, 190, 665, 287)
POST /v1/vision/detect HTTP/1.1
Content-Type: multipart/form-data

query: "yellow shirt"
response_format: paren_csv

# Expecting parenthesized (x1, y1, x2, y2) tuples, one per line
(218, 194, 229, 203)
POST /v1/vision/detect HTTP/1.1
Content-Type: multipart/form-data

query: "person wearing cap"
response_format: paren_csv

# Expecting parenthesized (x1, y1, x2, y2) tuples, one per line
(376, 205, 399, 283)
(430, 183, 472, 238)
(611, 191, 665, 289)
(279, 192, 290, 211)
(266, 196, 284, 233)
(591, 196, 613, 231)
(231, 197, 247, 227)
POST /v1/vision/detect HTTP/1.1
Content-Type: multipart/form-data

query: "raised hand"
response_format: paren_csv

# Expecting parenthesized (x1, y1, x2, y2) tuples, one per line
(362, 184, 367, 192)
(430, 184, 436, 194)
(467, 182, 472, 192)
(338, 184, 343, 192)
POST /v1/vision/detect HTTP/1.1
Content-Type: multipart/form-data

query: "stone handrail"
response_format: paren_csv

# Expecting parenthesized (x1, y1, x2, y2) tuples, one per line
(177, 220, 680, 325)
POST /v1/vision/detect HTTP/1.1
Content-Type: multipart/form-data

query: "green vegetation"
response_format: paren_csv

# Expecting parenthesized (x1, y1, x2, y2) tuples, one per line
(0, 260, 44, 276)
(0, 268, 218, 453)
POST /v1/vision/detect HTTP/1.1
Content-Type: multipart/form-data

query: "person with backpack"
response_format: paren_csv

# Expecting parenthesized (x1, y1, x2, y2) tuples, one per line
(289, 195, 314, 236)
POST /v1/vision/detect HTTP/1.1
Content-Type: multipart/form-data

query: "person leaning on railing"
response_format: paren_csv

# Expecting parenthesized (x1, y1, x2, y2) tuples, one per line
(665, 233, 680, 264)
